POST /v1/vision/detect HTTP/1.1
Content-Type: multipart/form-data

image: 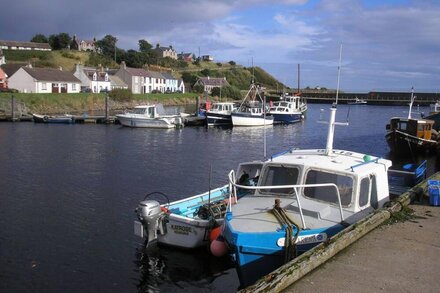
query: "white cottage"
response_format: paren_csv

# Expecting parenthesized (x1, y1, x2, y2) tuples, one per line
(74, 64, 111, 93)
(8, 66, 81, 93)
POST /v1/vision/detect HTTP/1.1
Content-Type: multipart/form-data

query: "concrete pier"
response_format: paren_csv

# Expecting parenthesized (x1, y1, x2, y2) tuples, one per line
(241, 173, 440, 293)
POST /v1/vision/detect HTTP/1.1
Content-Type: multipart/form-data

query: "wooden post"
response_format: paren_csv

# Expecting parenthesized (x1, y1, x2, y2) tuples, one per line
(105, 95, 109, 123)
(196, 96, 200, 116)
(11, 95, 16, 122)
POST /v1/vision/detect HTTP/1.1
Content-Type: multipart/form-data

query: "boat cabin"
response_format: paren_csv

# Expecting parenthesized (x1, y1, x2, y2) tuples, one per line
(210, 102, 237, 113)
(387, 118, 434, 140)
(233, 150, 391, 225)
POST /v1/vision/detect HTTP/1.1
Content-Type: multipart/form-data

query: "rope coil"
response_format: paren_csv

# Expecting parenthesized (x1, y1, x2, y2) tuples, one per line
(270, 199, 300, 263)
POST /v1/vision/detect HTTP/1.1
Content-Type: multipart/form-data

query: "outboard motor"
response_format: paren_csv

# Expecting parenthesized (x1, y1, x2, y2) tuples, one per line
(136, 200, 167, 246)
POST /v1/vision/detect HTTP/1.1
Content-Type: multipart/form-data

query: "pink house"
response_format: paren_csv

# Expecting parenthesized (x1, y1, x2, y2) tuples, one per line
(0, 67, 7, 89)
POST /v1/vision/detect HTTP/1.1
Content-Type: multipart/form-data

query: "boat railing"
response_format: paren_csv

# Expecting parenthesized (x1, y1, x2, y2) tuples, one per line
(227, 170, 345, 229)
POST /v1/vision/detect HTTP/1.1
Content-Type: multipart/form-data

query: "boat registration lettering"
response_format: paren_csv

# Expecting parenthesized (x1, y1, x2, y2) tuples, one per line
(277, 233, 327, 247)
(171, 224, 192, 235)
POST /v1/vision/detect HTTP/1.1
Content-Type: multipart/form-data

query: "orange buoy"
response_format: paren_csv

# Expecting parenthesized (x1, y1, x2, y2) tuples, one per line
(210, 226, 222, 242)
(210, 236, 227, 257)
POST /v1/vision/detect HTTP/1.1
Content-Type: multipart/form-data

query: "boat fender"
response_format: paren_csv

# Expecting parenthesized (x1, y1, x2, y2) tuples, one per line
(210, 235, 227, 257)
(209, 226, 222, 242)
(43, 116, 49, 122)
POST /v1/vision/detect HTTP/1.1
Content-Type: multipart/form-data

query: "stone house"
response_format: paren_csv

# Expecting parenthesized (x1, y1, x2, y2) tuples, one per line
(154, 44, 177, 59)
(8, 66, 81, 93)
(194, 76, 229, 93)
(71, 35, 98, 52)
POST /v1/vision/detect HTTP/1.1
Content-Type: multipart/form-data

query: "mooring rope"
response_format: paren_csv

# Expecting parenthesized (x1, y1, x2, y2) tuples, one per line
(270, 199, 300, 263)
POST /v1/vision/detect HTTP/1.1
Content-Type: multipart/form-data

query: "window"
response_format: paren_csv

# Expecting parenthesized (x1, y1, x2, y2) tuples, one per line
(304, 170, 353, 206)
(72, 83, 76, 91)
(370, 175, 378, 209)
(260, 165, 299, 195)
(93, 73, 97, 81)
(359, 177, 370, 207)
(41, 83, 47, 90)
(135, 76, 139, 83)
(398, 122, 407, 131)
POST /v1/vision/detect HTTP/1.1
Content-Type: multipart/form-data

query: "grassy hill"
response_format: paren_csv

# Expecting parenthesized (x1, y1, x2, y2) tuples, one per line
(4, 50, 284, 90)
(3, 49, 118, 70)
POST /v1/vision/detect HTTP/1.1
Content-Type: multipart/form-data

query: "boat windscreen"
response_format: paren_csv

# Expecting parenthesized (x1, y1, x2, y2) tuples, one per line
(304, 169, 353, 206)
(259, 165, 299, 195)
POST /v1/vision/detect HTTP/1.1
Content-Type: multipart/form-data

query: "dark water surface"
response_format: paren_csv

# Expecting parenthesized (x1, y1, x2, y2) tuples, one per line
(0, 104, 438, 292)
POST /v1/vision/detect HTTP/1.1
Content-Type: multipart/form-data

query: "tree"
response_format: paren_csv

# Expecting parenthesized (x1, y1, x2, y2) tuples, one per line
(96, 35, 118, 59)
(139, 39, 153, 52)
(228, 60, 236, 66)
(48, 33, 71, 50)
(30, 34, 48, 43)
(201, 69, 211, 76)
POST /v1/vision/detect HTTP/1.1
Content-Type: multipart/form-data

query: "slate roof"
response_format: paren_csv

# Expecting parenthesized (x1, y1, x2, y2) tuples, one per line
(0, 40, 51, 50)
(125, 67, 150, 77)
(197, 77, 229, 87)
(160, 72, 177, 80)
(83, 69, 108, 81)
(0, 63, 25, 77)
(147, 71, 165, 79)
(22, 67, 81, 82)
(109, 75, 127, 88)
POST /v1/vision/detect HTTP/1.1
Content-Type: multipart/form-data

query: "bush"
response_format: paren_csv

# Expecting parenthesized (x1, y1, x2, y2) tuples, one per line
(193, 84, 205, 93)
(216, 62, 222, 67)
(109, 88, 132, 102)
(228, 60, 236, 66)
(61, 51, 80, 60)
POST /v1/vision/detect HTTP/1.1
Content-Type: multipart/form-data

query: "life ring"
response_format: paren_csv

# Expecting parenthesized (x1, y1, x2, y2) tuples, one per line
(43, 116, 49, 122)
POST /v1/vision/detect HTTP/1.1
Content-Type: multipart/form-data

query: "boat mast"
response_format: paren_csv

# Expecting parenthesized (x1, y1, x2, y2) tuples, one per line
(408, 87, 415, 119)
(325, 44, 344, 156)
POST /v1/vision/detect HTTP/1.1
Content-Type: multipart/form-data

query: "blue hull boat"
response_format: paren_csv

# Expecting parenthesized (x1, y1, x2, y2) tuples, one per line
(271, 113, 303, 124)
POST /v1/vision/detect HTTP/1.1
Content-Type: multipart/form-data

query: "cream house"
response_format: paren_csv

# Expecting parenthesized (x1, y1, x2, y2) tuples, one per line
(8, 66, 80, 93)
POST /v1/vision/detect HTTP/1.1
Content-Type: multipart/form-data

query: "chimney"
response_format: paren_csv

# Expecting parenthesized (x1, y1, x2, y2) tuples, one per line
(207, 76, 210, 80)
(75, 63, 81, 72)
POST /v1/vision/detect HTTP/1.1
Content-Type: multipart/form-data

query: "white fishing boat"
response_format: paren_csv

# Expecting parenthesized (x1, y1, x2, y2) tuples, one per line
(116, 104, 183, 128)
(206, 102, 238, 126)
(219, 46, 393, 286)
(269, 93, 307, 124)
(231, 83, 273, 127)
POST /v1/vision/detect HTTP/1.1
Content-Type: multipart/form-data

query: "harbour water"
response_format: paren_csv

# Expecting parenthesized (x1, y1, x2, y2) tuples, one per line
(0, 103, 438, 292)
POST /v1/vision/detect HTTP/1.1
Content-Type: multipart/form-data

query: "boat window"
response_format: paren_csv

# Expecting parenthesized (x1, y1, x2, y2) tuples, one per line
(359, 177, 370, 207)
(260, 165, 299, 195)
(398, 122, 407, 131)
(148, 107, 155, 118)
(133, 108, 146, 114)
(304, 170, 353, 206)
(370, 175, 378, 209)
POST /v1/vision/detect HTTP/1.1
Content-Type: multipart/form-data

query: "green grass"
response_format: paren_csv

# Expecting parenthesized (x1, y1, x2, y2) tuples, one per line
(0, 92, 203, 114)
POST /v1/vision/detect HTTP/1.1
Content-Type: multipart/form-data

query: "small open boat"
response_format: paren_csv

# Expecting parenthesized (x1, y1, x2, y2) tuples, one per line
(32, 113, 74, 124)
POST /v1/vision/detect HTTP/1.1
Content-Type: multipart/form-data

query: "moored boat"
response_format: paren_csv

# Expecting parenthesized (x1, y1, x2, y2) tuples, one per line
(269, 93, 307, 124)
(222, 104, 393, 286)
(206, 102, 238, 126)
(231, 83, 273, 127)
(116, 104, 183, 128)
(385, 89, 439, 155)
(32, 113, 74, 124)
(347, 97, 367, 105)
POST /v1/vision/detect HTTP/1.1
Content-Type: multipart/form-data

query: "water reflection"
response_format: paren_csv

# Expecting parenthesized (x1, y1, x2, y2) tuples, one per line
(134, 243, 237, 292)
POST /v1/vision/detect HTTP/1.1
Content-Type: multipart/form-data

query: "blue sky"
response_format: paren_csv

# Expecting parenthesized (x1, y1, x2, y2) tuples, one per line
(1, 0, 439, 92)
